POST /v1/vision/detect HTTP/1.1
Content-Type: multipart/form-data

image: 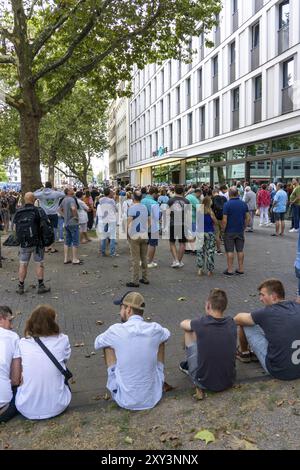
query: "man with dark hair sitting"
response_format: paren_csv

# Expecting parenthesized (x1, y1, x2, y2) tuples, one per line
(179, 289, 237, 400)
(94, 292, 170, 410)
(235, 279, 300, 380)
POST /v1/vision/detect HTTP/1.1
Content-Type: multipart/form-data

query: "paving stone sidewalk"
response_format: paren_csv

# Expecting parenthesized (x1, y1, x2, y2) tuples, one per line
(0, 221, 298, 408)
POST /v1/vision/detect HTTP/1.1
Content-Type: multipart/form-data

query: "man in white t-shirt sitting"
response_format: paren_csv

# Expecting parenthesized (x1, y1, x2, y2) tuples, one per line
(94, 292, 171, 410)
(0, 306, 21, 423)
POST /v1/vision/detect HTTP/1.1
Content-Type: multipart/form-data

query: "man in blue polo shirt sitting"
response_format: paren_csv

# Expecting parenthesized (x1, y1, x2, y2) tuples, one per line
(222, 187, 250, 276)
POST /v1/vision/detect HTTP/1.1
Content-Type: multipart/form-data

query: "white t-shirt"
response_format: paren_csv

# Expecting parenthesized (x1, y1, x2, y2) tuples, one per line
(94, 316, 171, 410)
(0, 327, 20, 407)
(15, 334, 71, 419)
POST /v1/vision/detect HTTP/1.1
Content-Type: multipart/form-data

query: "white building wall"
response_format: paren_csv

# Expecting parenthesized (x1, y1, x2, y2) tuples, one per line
(128, 0, 300, 174)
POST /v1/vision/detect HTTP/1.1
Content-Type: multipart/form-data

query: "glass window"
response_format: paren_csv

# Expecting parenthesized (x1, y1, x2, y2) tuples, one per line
(283, 58, 294, 88)
(247, 142, 270, 156)
(272, 134, 300, 152)
(279, 0, 290, 29)
(214, 98, 220, 118)
(232, 88, 239, 110)
(230, 41, 236, 64)
(252, 22, 260, 49)
(213, 55, 218, 76)
(255, 75, 262, 100)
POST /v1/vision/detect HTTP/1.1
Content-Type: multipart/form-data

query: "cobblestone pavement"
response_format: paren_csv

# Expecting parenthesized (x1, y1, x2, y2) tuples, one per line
(0, 220, 298, 407)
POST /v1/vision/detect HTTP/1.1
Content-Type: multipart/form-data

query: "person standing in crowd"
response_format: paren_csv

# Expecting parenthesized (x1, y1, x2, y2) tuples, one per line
(179, 289, 236, 400)
(257, 184, 271, 226)
(295, 232, 300, 303)
(127, 191, 149, 287)
(7, 191, 18, 231)
(219, 184, 229, 201)
(15, 304, 72, 420)
(121, 191, 133, 233)
(75, 191, 91, 244)
(271, 183, 288, 237)
(289, 179, 300, 233)
(0, 191, 9, 233)
(243, 186, 257, 232)
(251, 180, 259, 194)
(235, 279, 300, 381)
(212, 189, 226, 254)
(94, 292, 170, 410)
(222, 187, 250, 276)
(96, 187, 118, 256)
(14, 192, 51, 294)
(59, 188, 82, 265)
(196, 196, 217, 277)
(83, 190, 95, 231)
(269, 183, 276, 224)
(141, 187, 160, 268)
(34, 182, 65, 253)
(186, 188, 202, 254)
(168, 185, 191, 268)
(0, 306, 21, 423)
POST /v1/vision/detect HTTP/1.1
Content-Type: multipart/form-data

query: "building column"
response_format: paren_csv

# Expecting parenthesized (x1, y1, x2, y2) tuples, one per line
(180, 160, 186, 184)
(210, 166, 214, 187)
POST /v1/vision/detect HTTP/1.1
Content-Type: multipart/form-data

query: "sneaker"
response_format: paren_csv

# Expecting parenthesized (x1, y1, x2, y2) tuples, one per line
(16, 285, 24, 295)
(58, 239, 64, 243)
(171, 261, 180, 268)
(148, 262, 158, 268)
(37, 285, 51, 294)
(259, 223, 264, 227)
(236, 349, 251, 363)
(126, 282, 139, 288)
(179, 361, 189, 376)
(250, 351, 259, 362)
(178, 261, 184, 268)
(216, 250, 223, 255)
(139, 279, 150, 285)
(289, 228, 299, 233)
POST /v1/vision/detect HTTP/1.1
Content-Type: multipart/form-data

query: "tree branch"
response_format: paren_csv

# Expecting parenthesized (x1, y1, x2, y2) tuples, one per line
(0, 54, 16, 64)
(31, 0, 86, 58)
(0, 27, 14, 43)
(54, 165, 77, 179)
(43, 3, 164, 110)
(32, 0, 114, 83)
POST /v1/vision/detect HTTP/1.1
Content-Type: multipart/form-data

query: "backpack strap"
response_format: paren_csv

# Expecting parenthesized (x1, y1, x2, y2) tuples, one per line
(33, 337, 72, 385)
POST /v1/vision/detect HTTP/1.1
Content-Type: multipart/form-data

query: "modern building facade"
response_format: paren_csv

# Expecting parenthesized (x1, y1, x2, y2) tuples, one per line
(108, 90, 130, 185)
(128, 0, 300, 186)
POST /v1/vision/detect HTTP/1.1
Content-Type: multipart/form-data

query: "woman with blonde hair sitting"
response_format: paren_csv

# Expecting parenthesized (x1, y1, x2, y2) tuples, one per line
(16, 304, 71, 420)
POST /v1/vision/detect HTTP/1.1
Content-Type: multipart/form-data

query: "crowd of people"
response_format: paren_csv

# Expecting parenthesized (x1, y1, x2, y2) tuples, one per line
(0, 178, 300, 423)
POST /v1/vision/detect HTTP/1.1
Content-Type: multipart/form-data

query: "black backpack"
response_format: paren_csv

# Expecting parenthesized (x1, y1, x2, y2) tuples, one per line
(213, 196, 226, 221)
(37, 208, 55, 247)
(15, 206, 40, 248)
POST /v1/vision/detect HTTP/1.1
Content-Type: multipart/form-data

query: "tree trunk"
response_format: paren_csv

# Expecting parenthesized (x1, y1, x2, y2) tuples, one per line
(48, 148, 57, 186)
(19, 111, 42, 193)
(217, 167, 225, 185)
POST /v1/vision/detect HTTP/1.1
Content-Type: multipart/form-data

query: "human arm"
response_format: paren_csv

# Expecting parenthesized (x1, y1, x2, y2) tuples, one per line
(234, 313, 255, 326)
(180, 319, 192, 332)
(10, 357, 22, 386)
(222, 214, 227, 231)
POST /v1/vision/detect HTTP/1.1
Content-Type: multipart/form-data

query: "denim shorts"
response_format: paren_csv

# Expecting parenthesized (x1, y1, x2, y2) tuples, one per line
(65, 225, 80, 247)
(244, 325, 269, 374)
(186, 342, 206, 389)
(19, 246, 44, 264)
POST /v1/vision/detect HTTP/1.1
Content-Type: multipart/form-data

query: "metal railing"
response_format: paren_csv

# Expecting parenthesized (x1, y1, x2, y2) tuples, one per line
(278, 26, 289, 55)
(282, 86, 293, 114)
(251, 46, 260, 71)
(254, 98, 262, 123)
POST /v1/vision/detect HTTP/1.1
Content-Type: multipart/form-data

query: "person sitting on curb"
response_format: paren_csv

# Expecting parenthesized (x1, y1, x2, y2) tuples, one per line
(179, 288, 237, 400)
(234, 279, 300, 380)
(0, 306, 21, 423)
(94, 291, 171, 410)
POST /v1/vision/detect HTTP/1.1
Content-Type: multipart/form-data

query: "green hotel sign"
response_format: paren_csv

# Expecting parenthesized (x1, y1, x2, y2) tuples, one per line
(152, 146, 168, 157)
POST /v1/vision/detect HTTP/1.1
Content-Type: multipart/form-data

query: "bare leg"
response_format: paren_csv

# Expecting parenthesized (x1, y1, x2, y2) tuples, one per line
(64, 245, 69, 263)
(238, 326, 249, 352)
(72, 246, 79, 263)
(275, 221, 280, 236)
(103, 347, 117, 368)
(147, 245, 156, 263)
(178, 243, 186, 262)
(226, 252, 234, 273)
(237, 252, 244, 272)
(35, 262, 44, 281)
(157, 342, 165, 364)
(169, 242, 178, 262)
(18, 263, 28, 283)
(280, 221, 285, 236)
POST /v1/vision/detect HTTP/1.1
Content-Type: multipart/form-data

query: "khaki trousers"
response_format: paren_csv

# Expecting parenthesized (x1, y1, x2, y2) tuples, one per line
(129, 238, 148, 283)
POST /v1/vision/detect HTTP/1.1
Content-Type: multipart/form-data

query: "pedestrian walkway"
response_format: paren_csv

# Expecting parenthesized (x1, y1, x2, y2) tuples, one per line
(0, 222, 297, 407)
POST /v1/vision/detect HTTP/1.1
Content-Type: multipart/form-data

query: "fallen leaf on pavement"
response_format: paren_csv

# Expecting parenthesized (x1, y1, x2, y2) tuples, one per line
(96, 320, 104, 325)
(177, 297, 186, 301)
(276, 400, 284, 407)
(124, 436, 133, 445)
(194, 430, 215, 445)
